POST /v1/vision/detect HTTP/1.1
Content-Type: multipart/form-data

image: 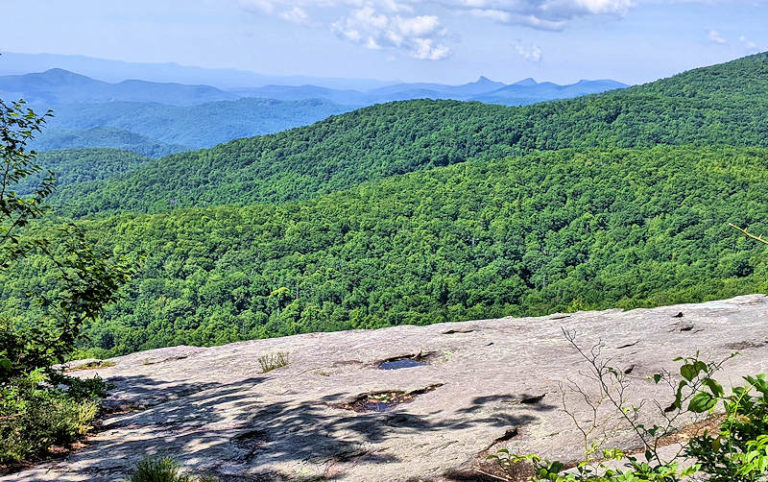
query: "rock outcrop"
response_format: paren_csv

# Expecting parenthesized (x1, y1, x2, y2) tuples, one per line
(5, 295, 768, 481)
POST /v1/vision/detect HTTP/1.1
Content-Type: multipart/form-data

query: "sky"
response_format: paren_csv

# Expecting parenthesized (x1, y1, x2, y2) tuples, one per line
(2, 0, 767, 85)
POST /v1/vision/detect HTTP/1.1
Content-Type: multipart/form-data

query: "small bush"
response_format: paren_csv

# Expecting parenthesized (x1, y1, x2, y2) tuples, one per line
(258, 352, 290, 373)
(0, 371, 102, 465)
(49, 371, 113, 400)
(128, 457, 217, 482)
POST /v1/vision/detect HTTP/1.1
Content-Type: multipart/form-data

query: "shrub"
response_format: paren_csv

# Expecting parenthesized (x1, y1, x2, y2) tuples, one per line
(67, 360, 117, 372)
(685, 374, 768, 482)
(128, 457, 218, 482)
(258, 352, 290, 373)
(0, 371, 104, 465)
(0, 97, 135, 468)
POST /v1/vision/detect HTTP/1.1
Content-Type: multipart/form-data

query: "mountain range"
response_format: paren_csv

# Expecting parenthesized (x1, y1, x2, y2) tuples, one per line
(38, 98, 356, 152)
(230, 76, 626, 105)
(1, 67, 627, 108)
(0, 67, 626, 155)
(0, 51, 392, 90)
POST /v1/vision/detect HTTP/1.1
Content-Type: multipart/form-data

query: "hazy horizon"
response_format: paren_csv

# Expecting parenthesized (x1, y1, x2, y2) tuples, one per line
(3, 0, 767, 86)
(0, 50, 638, 89)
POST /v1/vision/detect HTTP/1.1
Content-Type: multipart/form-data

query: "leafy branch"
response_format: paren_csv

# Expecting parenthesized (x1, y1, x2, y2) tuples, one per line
(729, 224, 768, 246)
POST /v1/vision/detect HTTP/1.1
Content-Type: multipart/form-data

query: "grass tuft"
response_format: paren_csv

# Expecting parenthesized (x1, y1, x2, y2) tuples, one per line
(128, 456, 218, 482)
(257, 352, 290, 373)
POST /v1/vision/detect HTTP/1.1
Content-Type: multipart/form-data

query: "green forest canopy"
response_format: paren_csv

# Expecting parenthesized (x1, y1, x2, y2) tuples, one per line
(3, 146, 767, 356)
(16, 148, 152, 195)
(3, 53, 768, 357)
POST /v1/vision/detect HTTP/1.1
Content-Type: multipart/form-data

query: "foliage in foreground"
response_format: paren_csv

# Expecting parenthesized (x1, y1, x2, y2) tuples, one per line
(490, 333, 768, 481)
(0, 372, 109, 465)
(0, 98, 133, 466)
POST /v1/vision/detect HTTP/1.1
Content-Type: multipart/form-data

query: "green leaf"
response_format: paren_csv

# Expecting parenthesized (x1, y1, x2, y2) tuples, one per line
(681, 363, 697, 381)
(689, 391, 717, 413)
(703, 378, 725, 398)
(712, 436, 722, 451)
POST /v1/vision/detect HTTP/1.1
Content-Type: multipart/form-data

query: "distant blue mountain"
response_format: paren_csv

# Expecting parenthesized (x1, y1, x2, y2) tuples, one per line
(229, 85, 371, 105)
(43, 98, 356, 149)
(230, 75, 627, 105)
(0, 69, 237, 106)
(0, 51, 394, 90)
(0, 67, 627, 109)
(0, 69, 359, 155)
(366, 76, 507, 98)
(475, 78, 629, 106)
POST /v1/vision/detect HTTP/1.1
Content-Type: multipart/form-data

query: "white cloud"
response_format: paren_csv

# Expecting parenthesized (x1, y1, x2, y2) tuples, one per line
(514, 42, 543, 62)
(332, 6, 451, 60)
(707, 29, 726, 44)
(238, 0, 637, 58)
(740, 35, 759, 52)
(441, 0, 633, 29)
(280, 6, 309, 23)
(238, 0, 275, 14)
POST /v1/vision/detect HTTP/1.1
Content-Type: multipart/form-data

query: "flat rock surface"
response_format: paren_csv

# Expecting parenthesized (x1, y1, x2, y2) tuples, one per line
(5, 295, 768, 481)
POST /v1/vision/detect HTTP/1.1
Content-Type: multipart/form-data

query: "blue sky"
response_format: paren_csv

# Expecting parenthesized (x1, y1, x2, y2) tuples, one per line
(2, 0, 767, 84)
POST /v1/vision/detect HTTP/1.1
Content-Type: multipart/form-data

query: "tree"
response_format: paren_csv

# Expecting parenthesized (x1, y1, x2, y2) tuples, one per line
(0, 98, 54, 269)
(0, 97, 135, 381)
(0, 96, 138, 465)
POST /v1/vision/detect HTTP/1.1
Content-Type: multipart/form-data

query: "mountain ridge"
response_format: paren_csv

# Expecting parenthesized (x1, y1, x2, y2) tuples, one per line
(48, 52, 768, 217)
(34, 97, 357, 154)
(0, 68, 627, 109)
(0, 68, 238, 106)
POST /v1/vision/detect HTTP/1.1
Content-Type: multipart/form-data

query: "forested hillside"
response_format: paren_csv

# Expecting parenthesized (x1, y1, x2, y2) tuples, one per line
(30, 127, 188, 158)
(42, 98, 356, 149)
(17, 149, 152, 194)
(51, 52, 768, 218)
(3, 146, 766, 356)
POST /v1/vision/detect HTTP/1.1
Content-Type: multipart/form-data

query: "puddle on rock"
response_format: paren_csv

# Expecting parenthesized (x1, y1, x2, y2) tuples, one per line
(335, 384, 444, 413)
(377, 352, 433, 370)
(380, 359, 426, 370)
